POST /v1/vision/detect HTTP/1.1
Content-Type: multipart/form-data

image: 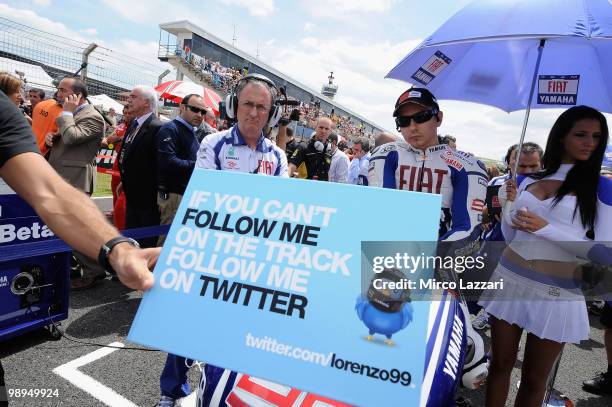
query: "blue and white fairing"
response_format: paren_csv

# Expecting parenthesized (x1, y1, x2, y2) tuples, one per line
(421, 291, 467, 407)
(197, 292, 470, 407)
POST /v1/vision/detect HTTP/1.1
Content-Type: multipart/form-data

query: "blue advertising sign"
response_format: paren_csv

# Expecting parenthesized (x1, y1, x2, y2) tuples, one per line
(0, 193, 55, 246)
(411, 50, 452, 86)
(128, 169, 442, 406)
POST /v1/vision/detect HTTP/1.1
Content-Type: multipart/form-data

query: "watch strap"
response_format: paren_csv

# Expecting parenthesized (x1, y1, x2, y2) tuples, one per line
(98, 236, 139, 272)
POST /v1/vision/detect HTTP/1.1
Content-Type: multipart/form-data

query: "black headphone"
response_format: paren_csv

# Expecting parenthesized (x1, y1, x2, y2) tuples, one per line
(225, 74, 282, 128)
(312, 135, 332, 153)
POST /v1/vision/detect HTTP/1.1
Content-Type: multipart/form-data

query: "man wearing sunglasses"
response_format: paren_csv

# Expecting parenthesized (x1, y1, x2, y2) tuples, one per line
(369, 87, 490, 390)
(157, 93, 207, 241)
(155, 93, 208, 407)
(369, 87, 487, 242)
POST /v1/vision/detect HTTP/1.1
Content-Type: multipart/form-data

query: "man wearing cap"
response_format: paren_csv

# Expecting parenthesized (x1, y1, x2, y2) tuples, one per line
(369, 88, 490, 389)
(369, 87, 488, 242)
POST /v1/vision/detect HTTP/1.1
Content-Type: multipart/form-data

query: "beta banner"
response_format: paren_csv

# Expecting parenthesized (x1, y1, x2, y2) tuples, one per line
(128, 169, 441, 406)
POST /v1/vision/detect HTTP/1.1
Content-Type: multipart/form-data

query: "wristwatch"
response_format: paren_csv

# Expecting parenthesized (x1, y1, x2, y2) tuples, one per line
(98, 236, 139, 273)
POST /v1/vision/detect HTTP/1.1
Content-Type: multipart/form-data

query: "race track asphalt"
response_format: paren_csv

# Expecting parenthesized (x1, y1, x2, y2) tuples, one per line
(1, 278, 611, 407)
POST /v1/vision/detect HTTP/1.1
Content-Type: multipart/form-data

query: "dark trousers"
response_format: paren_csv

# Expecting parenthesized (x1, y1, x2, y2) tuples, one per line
(125, 204, 160, 248)
(1, 360, 8, 407)
(467, 301, 483, 316)
(73, 191, 106, 278)
(160, 354, 192, 399)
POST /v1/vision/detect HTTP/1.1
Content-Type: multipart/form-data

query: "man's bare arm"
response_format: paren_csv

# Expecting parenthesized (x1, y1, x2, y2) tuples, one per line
(0, 152, 157, 290)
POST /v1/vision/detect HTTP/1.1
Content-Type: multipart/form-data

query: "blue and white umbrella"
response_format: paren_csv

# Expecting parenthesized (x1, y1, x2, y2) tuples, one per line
(387, 0, 612, 174)
(388, 0, 612, 113)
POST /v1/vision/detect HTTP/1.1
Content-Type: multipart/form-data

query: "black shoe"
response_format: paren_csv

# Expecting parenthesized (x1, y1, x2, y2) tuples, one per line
(583, 371, 612, 395)
(588, 300, 605, 316)
(455, 397, 472, 407)
(70, 255, 83, 279)
(70, 273, 106, 291)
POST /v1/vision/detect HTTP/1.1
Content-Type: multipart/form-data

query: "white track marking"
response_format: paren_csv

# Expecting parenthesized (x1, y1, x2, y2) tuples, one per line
(180, 391, 197, 406)
(53, 342, 139, 407)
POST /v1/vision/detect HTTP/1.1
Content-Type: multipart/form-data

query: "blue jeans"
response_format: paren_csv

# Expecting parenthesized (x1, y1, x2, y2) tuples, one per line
(160, 354, 192, 398)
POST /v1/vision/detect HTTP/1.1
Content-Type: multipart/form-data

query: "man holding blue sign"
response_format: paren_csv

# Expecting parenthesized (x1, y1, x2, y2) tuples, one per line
(128, 82, 472, 406)
(155, 73, 288, 407)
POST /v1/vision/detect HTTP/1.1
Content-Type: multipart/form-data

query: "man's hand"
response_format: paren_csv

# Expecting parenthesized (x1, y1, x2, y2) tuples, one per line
(45, 132, 57, 147)
(504, 179, 518, 202)
(101, 137, 109, 148)
(63, 94, 81, 113)
(108, 132, 120, 143)
(108, 244, 160, 290)
(288, 163, 298, 177)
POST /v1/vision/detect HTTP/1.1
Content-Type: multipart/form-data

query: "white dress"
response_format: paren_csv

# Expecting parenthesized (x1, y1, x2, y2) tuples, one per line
(479, 164, 612, 343)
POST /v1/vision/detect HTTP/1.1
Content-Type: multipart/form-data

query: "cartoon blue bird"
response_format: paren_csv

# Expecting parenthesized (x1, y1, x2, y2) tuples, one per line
(355, 269, 413, 345)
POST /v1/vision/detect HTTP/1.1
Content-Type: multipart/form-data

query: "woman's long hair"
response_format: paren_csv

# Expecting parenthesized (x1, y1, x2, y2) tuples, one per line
(532, 105, 608, 230)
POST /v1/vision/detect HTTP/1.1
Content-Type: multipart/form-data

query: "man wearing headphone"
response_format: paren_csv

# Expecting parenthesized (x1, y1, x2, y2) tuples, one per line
(196, 74, 287, 176)
(287, 116, 335, 180)
(151, 74, 288, 407)
(186, 74, 291, 407)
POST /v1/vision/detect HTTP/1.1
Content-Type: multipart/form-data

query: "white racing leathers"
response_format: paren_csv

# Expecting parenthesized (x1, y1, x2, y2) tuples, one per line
(368, 140, 490, 389)
(369, 141, 488, 242)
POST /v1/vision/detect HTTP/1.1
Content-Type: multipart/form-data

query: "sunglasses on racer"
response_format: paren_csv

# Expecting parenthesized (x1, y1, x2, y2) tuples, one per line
(395, 109, 438, 128)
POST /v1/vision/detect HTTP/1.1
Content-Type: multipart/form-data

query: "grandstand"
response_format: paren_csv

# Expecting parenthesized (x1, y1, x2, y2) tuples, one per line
(0, 16, 383, 140)
(158, 20, 384, 136)
(0, 17, 168, 101)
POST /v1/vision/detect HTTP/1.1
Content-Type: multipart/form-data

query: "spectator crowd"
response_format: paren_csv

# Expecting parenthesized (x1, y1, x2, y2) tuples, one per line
(177, 47, 376, 142)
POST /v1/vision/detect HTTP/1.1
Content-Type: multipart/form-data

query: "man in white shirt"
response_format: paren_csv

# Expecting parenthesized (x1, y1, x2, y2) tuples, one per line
(348, 137, 371, 185)
(328, 133, 350, 183)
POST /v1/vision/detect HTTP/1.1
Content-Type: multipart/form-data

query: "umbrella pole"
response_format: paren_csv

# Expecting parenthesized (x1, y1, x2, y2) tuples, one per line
(542, 349, 563, 406)
(502, 39, 546, 230)
(512, 39, 546, 179)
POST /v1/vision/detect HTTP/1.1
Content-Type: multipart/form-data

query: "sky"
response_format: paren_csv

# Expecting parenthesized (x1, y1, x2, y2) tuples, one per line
(1, 0, 610, 161)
